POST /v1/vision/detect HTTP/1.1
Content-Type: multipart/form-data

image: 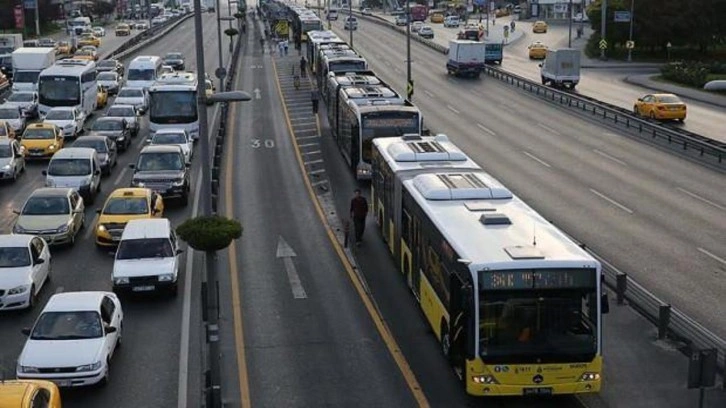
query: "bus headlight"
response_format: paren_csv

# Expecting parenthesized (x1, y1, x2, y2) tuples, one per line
(579, 372, 600, 382)
(472, 375, 498, 384)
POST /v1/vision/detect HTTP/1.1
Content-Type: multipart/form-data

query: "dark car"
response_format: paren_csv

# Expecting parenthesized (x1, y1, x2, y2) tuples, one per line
(38, 38, 57, 48)
(0, 56, 13, 80)
(129, 145, 191, 206)
(162, 52, 185, 71)
(71, 135, 118, 175)
(97, 59, 125, 77)
(89, 117, 132, 152)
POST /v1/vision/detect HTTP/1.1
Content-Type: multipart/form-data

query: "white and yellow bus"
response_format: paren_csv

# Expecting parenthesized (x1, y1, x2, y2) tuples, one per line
(371, 134, 608, 397)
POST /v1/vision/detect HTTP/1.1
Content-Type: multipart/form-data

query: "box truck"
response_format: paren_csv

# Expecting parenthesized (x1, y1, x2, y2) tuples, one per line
(540, 48, 581, 89)
(446, 40, 487, 78)
(11, 48, 56, 92)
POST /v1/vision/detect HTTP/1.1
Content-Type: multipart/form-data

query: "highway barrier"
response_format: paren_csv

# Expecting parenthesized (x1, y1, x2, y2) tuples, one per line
(350, 10, 726, 374)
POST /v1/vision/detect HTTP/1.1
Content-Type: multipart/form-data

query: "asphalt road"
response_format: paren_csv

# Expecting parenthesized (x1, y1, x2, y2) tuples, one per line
(0, 12, 228, 408)
(370, 12, 726, 143)
(328, 17, 726, 341)
(216, 22, 420, 408)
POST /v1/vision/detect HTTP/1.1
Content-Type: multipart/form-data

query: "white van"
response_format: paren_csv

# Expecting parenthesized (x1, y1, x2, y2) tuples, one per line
(126, 56, 163, 90)
(112, 218, 182, 295)
(344, 16, 358, 30)
(43, 147, 102, 204)
(444, 15, 460, 28)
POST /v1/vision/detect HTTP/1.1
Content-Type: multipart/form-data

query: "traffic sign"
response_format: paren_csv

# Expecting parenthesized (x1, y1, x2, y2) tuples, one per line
(215, 67, 227, 80)
(275, 20, 289, 36)
(406, 80, 414, 99)
(614, 11, 631, 23)
(599, 39, 608, 50)
(626, 40, 635, 49)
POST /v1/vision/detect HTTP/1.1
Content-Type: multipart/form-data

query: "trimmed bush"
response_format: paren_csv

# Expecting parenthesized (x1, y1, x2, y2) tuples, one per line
(660, 61, 710, 88)
(224, 28, 239, 37)
(177, 215, 242, 251)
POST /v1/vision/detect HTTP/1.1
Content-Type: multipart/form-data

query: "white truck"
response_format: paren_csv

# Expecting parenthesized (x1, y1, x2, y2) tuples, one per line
(0, 34, 24, 79)
(446, 40, 487, 78)
(11, 48, 56, 92)
(540, 48, 581, 89)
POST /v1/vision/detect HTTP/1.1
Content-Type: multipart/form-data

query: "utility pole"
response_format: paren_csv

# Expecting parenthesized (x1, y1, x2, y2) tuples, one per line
(567, 0, 573, 47)
(348, 0, 352, 47)
(406, 0, 412, 100)
(327, 0, 331, 29)
(33, 0, 40, 37)
(627, 0, 635, 62)
(215, 0, 225, 91)
(600, 0, 607, 59)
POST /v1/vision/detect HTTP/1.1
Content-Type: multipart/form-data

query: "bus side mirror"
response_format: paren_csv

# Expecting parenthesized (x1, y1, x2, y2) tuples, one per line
(601, 292, 610, 314)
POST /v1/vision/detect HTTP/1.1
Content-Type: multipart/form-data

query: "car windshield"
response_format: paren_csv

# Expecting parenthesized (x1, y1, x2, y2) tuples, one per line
(93, 120, 123, 131)
(136, 152, 184, 171)
(47, 158, 91, 176)
(153, 133, 186, 144)
(31, 311, 103, 340)
(0, 247, 31, 267)
(117, 238, 173, 259)
(73, 139, 107, 152)
(98, 60, 115, 68)
(0, 145, 11, 157)
(45, 110, 73, 120)
(658, 95, 682, 103)
(0, 108, 19, 119)
(118, 89, 143, 98)
(107, 107, 134, 117)
(22, 196, 70, 215)
(127, 69, 154, 81)
(103, 197, 148, 215)
(98, 72, 117, 81)
(165, 53, 183, 60)
(7, 93, 34, 102)
(23, 128, 55, 139)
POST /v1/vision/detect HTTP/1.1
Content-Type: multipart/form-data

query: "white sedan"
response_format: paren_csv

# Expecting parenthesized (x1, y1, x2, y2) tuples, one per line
(148, 128, 193, 163)
(17, 291, 123, 387)
(0, 234, 51, 310)
(114, 87, 148, 114)
(92, 26, 106, 37)
(42, 107, 85, 138)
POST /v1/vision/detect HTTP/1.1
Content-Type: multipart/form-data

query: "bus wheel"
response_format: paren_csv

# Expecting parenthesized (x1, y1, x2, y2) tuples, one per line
(440, 321, 450, 359)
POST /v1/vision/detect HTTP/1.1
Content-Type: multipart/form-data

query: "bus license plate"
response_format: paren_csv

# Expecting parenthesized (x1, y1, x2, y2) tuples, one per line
(523, 387, 552, 396)
(132, 285, 155, 292)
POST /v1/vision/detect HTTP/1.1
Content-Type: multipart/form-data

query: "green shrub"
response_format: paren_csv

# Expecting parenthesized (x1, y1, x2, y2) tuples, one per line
(224, 28, 239, 37)
(177, 215, 242, 251)
(660, 61, 710, 87)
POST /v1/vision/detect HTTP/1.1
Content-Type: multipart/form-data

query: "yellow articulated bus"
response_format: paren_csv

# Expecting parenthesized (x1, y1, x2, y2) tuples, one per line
(371, 134, 608, 397)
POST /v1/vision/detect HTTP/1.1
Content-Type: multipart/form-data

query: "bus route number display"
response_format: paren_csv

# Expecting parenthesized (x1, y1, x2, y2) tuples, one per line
(481, 269, 596, 290)
(363, 116, 417, 128)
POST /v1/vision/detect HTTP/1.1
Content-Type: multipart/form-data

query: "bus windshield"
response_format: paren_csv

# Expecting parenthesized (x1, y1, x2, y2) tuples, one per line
(360, 111, 420, 163)
(478, 290, 598, 364)
(39, 76, 80, 105)
(328, 60, 367, 74)
(149, 91, 197, 124)
(127, 69, 155, 81)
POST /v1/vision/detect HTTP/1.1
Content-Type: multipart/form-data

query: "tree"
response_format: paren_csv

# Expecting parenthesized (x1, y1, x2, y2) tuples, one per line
(177, 215, 242, 251)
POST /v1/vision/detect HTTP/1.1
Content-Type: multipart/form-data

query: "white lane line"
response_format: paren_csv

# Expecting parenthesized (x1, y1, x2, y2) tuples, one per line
(476, 123, 496, 136)
(424, 90, 434, 98)
(309, 169, 326, 175)
(446, 105, 460, 114)
(304, 159, 323, 165)
(301, 150, 322, 155)
(677, 187, 726, 212)
(311, 179, 329, 187)
(537, 123, 561, 135)
(296, 135, 320, 140)
(592, 149, 628, 166)
(522, 151, 551, 168)
(697, 248, 726, 266)
(589, 188, 634, 214)
(84, 214, 99, 240)
(298, 142, 318, 148)
(113, 167, 129, 186)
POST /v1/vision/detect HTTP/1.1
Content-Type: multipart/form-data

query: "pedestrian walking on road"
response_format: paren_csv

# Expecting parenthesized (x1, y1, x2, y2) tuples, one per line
(310, 89, 319, 114)
(299, 56, 307, 78)
(350, 189, 369, 246)
(259, 37, 265, 53)
(510, 21, 515, 31)
(283, 40, 289, 56)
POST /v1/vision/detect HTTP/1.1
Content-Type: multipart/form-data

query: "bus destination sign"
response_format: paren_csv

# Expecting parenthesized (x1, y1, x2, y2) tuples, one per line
(363, 116, 418, 128)
(481, 269, 596, 290)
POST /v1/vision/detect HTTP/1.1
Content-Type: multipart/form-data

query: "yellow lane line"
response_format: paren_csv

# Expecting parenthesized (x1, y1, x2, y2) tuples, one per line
(270, 59, 430, 407)
(225, 83, 252, 407)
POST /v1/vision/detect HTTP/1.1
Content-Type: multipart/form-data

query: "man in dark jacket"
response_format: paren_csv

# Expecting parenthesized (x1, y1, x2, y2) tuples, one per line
(350, 189, 368, 246)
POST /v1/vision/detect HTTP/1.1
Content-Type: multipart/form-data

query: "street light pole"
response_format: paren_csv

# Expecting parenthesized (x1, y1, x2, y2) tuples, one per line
(600, 0, 607, 59)
(216, 0, 225, 91)
(348, 0, 352, 47)
(567, 0, 573, 47)
(406, 0, 412, 101)
(627, 0, 635, 62)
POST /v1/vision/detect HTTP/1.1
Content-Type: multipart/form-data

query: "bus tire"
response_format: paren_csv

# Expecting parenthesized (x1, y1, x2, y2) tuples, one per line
(440, 320, 450, 359)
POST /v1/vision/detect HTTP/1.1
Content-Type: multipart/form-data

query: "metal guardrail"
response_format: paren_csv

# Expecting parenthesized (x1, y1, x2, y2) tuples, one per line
(352, 11, 726, 167)
(352, 10, 726, 373)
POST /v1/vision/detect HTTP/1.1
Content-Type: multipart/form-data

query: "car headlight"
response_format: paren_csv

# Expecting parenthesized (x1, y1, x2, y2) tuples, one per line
(13, 224, 27, 234)
(172, 178, 185, 186)
(18, 364, 40, 373)
(7, 284, 30, 295)
(131, 179, 144, 187)
(158, 273, 175, 282)
(48, 144, 57, 150)
(1, 164, 10, 170)
(76, 361, 102, 372)
(80, 178, 91, 186)
(114, 277, 129, 285)
(97, 224, 106, 232)
(118, 136, 125, 141)
(57, 224, 70, 233)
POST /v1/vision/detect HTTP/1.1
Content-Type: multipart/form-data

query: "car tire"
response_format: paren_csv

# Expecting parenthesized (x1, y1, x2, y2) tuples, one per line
(99, 363, 109, 387)
(633, 105, 639, 116)
(27, 284, 36, 310)
(116, 322, 123, 347)
(180, 192, 189, 207)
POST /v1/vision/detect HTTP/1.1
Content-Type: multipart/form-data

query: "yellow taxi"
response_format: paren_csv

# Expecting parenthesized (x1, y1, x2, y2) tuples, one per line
(205, 79, 216, 104)
(430, 12, 444, 23)
(56, 40, 73, 54)
(0, 379, 61, 408)
(97, 84, 109, 109)
(0, 120, 16, 139)
(95, 188, 165, 247)
(532, 20, 548, 33)
(20, 123, 64, 159)
(73, 49, 96, 61)
(78, 34, 101, 48)
(633, 93, 687, 122)
(528, 41, 548, 59)
(115, 23, 131, 36)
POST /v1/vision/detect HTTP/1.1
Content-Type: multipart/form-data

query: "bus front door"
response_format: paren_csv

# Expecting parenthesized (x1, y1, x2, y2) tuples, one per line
(449, 272, 472, 381)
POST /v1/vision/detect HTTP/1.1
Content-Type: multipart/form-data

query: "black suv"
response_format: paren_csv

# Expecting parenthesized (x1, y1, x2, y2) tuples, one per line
(89, 117, 132, 151)
(162, 52, 185, 71)
(129, 145, 190, 205)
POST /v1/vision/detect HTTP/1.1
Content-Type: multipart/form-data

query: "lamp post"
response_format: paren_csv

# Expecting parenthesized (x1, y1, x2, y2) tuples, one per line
(348, 0, 352, 47)
(192, 0, 251, 406)
(406, 0, 412, 100)
(600, 0, 607, 60)
(567, 0, 573, 47)
(626, 0, 635, 62)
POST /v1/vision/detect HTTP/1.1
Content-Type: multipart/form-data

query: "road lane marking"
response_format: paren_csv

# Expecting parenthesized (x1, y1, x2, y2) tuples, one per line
(537, 123, 561, 135)
(113, 166, 128, 186)
(271, 58, 429, 407)
(446, 105, 460, 114)
(697, 248, 726, 266)
(522, 151, 551, 168)
(476, 123, 496, 136)
(298, 142, 319, 148)
(304, 159, 324, 165)
(589, 188, 634, 214)
(224, 86, 252, 408)
(301, 150, 322, 155)
(592, 149, 628, 166)
(677, 187, 726, 211)
(424, 90, 434, 98)
(84, 214, 99, 240)
(276, 236, 307, 299)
